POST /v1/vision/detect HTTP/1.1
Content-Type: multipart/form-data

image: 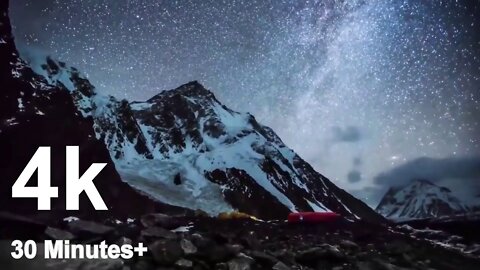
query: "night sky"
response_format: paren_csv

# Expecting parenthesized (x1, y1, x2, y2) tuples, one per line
(10, 0, 480, 206)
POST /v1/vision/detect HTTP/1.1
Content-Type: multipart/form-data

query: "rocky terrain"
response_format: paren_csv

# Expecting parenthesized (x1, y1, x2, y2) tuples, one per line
(374, 179, 480, 267)
(1, 212, 480, 270)
(394, 212, 480, 258)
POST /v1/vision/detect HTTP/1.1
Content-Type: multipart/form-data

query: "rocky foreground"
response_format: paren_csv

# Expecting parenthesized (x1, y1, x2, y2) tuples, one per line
(1, 212, 480, 270)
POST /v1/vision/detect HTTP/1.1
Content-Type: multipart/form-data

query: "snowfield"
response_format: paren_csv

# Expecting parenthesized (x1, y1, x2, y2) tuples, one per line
(117, 159, 232, 215)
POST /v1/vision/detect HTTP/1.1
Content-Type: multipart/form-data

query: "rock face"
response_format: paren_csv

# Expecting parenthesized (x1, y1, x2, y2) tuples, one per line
(0, 0, 183, 222)
(376, 179, 469, 221)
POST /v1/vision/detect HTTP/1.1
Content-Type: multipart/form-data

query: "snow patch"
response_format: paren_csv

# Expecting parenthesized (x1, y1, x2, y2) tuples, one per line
(171, 225, 193, 233)
(63, 216, 79, 223)
(115, 159, 233, 216)
(5, 117, 18, 126)
(126, 218, 135, 224)
(306, 199, 329, 212)
(17, 98, 24, 111)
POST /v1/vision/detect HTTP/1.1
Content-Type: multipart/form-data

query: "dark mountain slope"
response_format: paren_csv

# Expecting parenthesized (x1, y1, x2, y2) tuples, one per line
(0, 0, 185, 223)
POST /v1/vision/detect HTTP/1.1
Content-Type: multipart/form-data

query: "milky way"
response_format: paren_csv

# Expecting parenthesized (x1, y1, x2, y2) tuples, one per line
(10, 0, 480, 206)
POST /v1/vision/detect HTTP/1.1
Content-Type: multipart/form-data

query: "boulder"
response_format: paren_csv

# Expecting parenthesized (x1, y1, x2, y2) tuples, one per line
(180, 238, 197, 255)
(227, 254, 254, 270)
(201, 244, 240, 263)
(272, 262, 291, 270)
(141, 213, 183, 229)
(295, 245, 347, 267)
(45, 227, 76, 240)
(340, 240, 359, 250)
(175, 258, 193, 269)
(141, 226, 177, 240)
(249, 250, 278, 267)
(149, 239, 184, 265)
(115, 236, 132, 246)
(67, 219, 114, 236)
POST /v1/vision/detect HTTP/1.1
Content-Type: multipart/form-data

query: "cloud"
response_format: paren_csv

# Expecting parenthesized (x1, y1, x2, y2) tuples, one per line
(372, 156, 480, 206)
(374, 156, 480, 187)
(353, 157, 362, 166)
(347, 170, 362, 183)
(332, 126, 362, 142)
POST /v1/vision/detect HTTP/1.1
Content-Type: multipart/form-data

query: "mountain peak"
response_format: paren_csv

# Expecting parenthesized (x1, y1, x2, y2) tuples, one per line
(125, 80, 384, 221)
(411, 179, 435, 186)
(174, 80, 214, 97)
(147, 80, 215, 103)
(181, 80, 204, 89)
(376, 180, 468, 221)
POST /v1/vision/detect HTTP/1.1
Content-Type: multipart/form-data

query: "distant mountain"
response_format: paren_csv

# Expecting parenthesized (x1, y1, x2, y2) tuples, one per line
(376, 179, 469, 221)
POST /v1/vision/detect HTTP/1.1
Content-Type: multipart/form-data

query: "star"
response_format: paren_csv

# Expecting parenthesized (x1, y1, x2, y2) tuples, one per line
(9, 0, 480, 207)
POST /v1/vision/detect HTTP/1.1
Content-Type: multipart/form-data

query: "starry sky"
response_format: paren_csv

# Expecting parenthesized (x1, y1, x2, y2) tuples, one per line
(10, 0, 480, 207)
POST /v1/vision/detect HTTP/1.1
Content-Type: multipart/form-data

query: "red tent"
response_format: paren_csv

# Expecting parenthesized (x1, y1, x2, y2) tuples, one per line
(287, 212, 341, 223)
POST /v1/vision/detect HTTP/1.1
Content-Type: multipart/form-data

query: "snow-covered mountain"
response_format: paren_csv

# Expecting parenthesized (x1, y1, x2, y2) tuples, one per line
(33, 57, 383, 221)
(376, 179, 469, 221)
(32, 56, 153, 161)
(6, 4, 383, 222)
(126, 81, 385, 220)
